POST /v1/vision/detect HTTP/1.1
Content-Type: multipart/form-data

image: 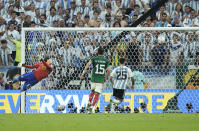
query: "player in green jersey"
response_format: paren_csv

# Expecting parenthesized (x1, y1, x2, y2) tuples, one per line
(80, 47, 111, 113)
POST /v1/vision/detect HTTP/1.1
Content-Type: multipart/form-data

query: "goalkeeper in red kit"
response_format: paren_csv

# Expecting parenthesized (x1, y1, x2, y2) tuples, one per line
(11, 56, 54, 91)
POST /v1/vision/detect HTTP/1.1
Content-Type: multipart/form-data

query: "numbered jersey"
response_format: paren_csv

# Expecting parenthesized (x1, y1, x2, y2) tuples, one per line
(90, 56, 110, 83)
(110, 66, 133, 89)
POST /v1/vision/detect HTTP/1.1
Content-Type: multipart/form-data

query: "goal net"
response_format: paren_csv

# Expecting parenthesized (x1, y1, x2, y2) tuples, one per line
(19, 27, 199, 113)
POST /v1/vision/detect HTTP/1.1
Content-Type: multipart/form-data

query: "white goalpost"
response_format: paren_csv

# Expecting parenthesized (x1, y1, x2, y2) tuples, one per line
(20, 27, 199, 113)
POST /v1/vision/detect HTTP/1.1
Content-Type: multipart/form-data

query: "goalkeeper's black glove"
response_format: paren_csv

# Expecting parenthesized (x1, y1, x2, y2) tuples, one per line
(22, 63, 26, 67)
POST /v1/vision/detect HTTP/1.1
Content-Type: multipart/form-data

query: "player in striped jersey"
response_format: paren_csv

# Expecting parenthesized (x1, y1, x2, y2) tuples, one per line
(108, 58, 134, 113)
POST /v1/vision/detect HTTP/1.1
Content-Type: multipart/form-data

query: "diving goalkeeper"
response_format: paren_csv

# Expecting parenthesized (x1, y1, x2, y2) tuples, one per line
(11, 56, 54, 91)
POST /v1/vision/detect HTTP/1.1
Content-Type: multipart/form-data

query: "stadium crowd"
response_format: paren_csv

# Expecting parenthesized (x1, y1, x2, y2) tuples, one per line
(0, 0, 199, 90)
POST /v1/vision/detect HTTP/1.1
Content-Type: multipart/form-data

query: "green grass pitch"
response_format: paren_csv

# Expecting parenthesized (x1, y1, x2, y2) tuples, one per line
(0, 114, 198, 131)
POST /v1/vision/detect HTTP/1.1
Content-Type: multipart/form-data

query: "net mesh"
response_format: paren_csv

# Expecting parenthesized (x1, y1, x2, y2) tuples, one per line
(21, 28, 199, 113)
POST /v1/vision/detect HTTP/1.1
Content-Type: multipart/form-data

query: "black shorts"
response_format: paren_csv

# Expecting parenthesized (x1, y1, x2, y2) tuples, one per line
(113, 88, 125, 100)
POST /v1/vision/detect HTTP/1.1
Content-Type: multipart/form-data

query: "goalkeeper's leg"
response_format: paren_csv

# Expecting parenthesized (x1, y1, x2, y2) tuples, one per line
(12, 72, 34, 83)
(12, 72, 38, 91)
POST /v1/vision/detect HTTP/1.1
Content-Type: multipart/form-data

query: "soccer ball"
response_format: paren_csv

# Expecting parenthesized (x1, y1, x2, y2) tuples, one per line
(56, 105, 66, 111)
(158, 35, 165, 44)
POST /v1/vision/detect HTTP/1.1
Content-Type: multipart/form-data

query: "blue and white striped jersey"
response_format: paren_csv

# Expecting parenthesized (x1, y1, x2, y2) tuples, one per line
(110, 66, 133, 89)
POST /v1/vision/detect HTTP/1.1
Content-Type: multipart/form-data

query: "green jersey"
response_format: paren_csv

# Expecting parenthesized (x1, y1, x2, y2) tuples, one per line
(90, 56, 110, 83)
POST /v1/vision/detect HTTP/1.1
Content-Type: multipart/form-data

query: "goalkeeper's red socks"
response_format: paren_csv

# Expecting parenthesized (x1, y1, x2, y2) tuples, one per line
(89, 91, 95, 103)
(91, 93, 99, 106)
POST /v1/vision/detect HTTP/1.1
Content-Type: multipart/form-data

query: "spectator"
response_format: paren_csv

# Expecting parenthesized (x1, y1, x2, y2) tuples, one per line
(140, 33, 153, 67)
(64, 9, 70, 21)
(5, 28, 21, 66)
(189, 0, 199, 13)
(0, 1, 6, 17)
(120, 15, 129, 27)
(113, 0, 122, 15)
(38, 14, 49, 27)
(2, 23, 20, 60)
(25, 2, 35, 19)
(23, 15, 31, 27)
(47, 39, 59, 66)
(62, 0, 69, 9)
(131, 14, 138, 24)
(170, 3, 183, 21)
(151, 39, 169, 73)
(114, 13, 122, 22)
(76, 0, 90, 18)
(100, 4, 113, 21)
(133, 4, 142, 16)
(59, 40, 75, 67)
(77, 20, 84, 27)
(69, 1, 77, 20)
(135, 0, 149, 13)
(0, 72, 11, 90)
(0, 16, 6, 36)
(145, 16, 152, 26)
(0, 39, 12, 69)
(33, 42, 45, 63)
(171, 17, 184, 27)
(156, 5, 170, 21)
(76, 11, 83, 22)
(66, 20, 75, 27)
(166, 0, 177, 16)
(34, 0, 47, 14)
(168, 32, 183, 67)
(84, 15, 90, 27)
(100, 13, 113, 27)
(46, 7, 60, 26)
(46, 0, 57, 15)
(20, 0, 31, 11)
(3, 5, 13, 22)
(32, 8, 40, 25)
(183, 9, 199, 27)
(88, 10, 102, 27)
(59, 19, 66, 27)
(57, 7, 64, 19)
(8, 11, 20, 28)
(5, 0, 15, 10)
(18, 11, 25, 26)
(183, 32, 197, 63)
(155, 13, 171, 27)
(126, 32, 142, 69)
(89, 0, 101, 18)
(183, 5, 191, 19)
(53, 20, 59, 27)
(14, 0, 24, 15)
(84, 38, 94, 58)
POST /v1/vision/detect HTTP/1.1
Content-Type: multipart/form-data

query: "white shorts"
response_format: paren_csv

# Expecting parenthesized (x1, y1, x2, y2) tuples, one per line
(91, 82, 104, 94)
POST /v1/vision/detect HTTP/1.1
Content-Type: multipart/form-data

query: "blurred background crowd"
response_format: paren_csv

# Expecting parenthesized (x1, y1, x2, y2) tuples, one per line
(0, 0, 199, 90)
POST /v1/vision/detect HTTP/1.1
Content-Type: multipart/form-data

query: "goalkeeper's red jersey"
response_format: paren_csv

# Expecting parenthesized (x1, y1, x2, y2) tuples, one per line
(24, 61, 54, 81)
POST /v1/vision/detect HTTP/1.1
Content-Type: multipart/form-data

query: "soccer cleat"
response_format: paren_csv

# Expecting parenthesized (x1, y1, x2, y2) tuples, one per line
(86, 103, 91, 111)
(87, 106, 93, 114)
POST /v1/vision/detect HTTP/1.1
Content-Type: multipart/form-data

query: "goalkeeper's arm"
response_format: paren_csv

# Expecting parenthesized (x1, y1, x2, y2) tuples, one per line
(22, 63, 40, 68)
